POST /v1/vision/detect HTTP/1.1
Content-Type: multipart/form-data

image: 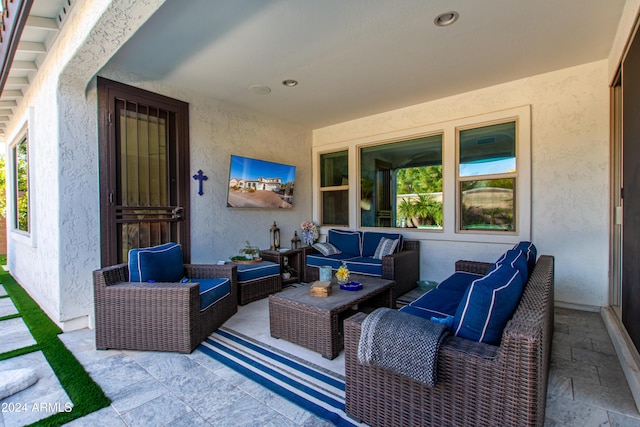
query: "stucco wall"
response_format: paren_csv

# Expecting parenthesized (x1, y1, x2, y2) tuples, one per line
(4, 0, 166, 329)
(97, 68, 313, 263)
(313, 60, 610, 308)
(4, 0, 311, 330)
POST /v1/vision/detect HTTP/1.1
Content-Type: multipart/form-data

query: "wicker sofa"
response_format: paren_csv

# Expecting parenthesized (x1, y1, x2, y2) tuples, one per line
(305, 229, 420, 296)
(344, 254, 555, 427)
(93, 262, 238, 354)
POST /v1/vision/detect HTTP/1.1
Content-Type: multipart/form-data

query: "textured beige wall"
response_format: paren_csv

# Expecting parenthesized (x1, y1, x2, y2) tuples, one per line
(314, 60, 610, 308)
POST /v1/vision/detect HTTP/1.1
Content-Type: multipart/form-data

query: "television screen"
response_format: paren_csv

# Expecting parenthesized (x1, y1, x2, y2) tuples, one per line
(226, 155, 296, 209)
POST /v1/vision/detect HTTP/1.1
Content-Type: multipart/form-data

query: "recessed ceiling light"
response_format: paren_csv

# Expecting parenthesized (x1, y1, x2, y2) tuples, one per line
(434, 11, 459, 27)
(249, 84, 271, 94)
(282, 79, 298, 87)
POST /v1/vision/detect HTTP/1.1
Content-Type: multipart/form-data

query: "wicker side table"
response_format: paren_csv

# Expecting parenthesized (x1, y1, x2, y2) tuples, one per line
(268, 275, 395, 359)
(261, 247, 312, 285)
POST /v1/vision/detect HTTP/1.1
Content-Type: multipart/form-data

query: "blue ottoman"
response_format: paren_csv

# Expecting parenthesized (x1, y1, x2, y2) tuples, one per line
(236, 261, 282, 305)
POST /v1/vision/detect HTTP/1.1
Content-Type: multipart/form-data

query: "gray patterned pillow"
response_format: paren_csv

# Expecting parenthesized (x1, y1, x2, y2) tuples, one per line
(373, 237, 399, 259)
(313, 242, 341, 256)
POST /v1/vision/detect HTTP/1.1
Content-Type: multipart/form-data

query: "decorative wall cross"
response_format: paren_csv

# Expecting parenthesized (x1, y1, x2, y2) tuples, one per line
(193, 170, 208, 196)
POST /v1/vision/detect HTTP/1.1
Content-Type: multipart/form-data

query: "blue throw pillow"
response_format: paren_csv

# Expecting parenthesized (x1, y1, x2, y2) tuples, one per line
(129, 242, 180, 281)
(513, 241, 537, 273)
(494, 249, 529, 283)
(452, 264, 524, 345)
(129, 243, 184, 283)
(328, 229, 362, 256)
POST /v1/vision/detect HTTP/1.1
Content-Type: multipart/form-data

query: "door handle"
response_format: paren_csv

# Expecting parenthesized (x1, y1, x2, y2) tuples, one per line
(172, 206, 184, 220)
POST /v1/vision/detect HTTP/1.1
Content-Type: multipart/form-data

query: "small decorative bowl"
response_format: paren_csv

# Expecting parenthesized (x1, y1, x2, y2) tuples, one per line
(340, 281, 362, 291)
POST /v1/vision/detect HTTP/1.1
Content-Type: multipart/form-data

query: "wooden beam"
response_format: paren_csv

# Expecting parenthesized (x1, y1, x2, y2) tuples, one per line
(2, 90, 22, 98)
(11, 60, 37, 71)
(5, 77, 29, 86)
(0, 0, 36, 96)
(25, 16, 58, 31)
(17, 41, 46, 53)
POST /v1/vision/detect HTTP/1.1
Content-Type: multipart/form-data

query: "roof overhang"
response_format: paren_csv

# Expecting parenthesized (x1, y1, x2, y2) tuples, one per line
(0, 0, 34, 97)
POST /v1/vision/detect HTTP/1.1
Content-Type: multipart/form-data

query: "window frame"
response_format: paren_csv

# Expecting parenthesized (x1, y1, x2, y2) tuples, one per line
(318, 149, 350, 227)
(312, 105, 531, 245)
(7, 107, 37, 247)
(456, 118, 519, 234)
(357, 132, 444, 231)
(8, 122, 35, 246)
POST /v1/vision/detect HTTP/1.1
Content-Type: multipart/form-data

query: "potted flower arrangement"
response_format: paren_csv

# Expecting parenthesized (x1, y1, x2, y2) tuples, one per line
(300, 221, 319, 246)
(336, 262, 350, 285)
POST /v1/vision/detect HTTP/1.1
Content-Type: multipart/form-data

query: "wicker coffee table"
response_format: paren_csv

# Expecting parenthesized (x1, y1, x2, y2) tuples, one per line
(268, 275, 395, 359)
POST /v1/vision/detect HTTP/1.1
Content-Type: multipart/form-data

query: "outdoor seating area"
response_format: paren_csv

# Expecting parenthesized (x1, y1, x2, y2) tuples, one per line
(305, 229, 420, 296)
(1, 1, 640, 426)
(93, 243, 238, 354)
(344, 253, 554, 426)
(2, 256, 640, 426)
(235, 261, 281, 305)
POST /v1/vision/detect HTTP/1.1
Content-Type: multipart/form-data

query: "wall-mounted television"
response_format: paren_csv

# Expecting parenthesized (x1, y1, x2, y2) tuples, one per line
(226, 155, 296, 209)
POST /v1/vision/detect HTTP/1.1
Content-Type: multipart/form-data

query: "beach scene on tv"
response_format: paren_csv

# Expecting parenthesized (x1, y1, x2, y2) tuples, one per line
(227, 155, 296, 209)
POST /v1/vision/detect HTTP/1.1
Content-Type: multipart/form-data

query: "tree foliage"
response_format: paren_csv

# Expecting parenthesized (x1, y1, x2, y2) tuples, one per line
(0, 142, 29, 231)
(396, 165, 442, 195)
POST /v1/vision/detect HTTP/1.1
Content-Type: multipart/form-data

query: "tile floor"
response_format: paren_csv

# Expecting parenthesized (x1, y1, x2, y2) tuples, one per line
(2, 287, 640, 426)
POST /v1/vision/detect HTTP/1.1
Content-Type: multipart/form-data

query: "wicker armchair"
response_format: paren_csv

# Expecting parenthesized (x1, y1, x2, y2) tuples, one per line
(93, 263, 237, 354)
(344, 255, 554, 427)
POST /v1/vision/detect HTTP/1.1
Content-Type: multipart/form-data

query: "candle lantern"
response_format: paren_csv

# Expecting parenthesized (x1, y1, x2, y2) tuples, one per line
(291, 231, 301, 249)
(270, 221, 280, 250)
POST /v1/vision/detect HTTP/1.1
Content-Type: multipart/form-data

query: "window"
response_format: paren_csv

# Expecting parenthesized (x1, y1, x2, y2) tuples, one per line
(320, 150, 349, 226)
(458, 121, 517, 232)
(313, 105, 530, 242)
(12, 133, 29, 233)
(360, 134, 443, 229)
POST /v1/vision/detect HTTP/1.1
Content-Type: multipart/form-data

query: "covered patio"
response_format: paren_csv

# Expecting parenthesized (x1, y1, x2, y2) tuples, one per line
(1, 0, 640, 425)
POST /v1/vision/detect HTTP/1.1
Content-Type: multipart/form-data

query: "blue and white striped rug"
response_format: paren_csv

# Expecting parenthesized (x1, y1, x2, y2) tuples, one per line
(198, 328, 361, 426)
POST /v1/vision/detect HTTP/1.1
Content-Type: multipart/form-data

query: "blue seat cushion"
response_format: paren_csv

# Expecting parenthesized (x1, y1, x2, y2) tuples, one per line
(328, 229, 362, 256)
(400, 287, 463, 320)
(236, 261, 280, 282)
(128, 242, 184, 283)
(513, 241, 537, 273)
(452, 264, 524, 345)
(344, 257, 382, 276)
(362, 231, 403, 257)
(437, 272, 483, 294)
(198, 278, 230, 311)
(306, 252, 356, 270)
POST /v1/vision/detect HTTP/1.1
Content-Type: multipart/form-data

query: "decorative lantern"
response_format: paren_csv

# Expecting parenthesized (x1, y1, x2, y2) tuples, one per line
(291, 231, 301, 249)
(270, 221, 280, 250)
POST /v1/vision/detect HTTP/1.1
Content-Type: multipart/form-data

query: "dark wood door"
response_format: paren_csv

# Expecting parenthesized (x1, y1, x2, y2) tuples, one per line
(98, 78, 190, 266)
(622, 29, 640, 351)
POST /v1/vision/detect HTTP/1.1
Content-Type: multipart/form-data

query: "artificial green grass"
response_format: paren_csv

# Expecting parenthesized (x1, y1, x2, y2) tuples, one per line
(0, 268, 110, 426)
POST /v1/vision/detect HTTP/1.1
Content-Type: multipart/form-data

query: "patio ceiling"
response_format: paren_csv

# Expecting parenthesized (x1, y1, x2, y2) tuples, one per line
(0, 0, 628, 136)
(104, 0, 626, 129)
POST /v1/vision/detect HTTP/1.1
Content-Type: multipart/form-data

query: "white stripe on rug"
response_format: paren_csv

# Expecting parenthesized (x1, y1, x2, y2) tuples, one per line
(199, 327, 363, 427)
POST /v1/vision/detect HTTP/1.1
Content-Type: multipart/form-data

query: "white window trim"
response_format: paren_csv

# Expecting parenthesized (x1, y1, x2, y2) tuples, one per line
(312, 105, 531, 245)
(8, 109, 36, 247)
